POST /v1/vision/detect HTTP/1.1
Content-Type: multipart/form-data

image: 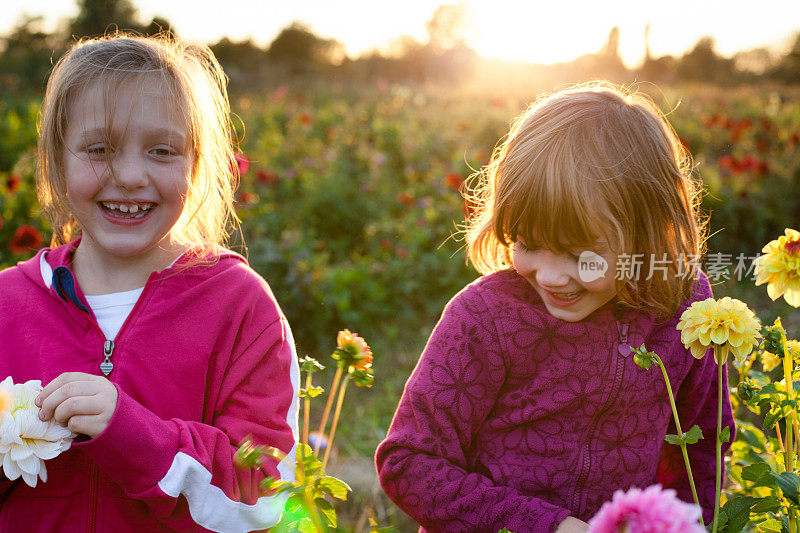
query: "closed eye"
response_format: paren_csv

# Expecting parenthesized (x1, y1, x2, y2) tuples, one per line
(86, 143, 113, 156)
(150, 147, 175, 157)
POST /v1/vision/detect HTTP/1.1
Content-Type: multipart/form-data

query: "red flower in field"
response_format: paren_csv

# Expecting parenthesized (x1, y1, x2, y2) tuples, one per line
(760, 118, 773, 132)
(396, 192, 414, 206)
(379, 239, 392, 251)
(718, 155, 741, 174)
(299, 113, 312, 125)
(6, 173, 21, 193)
(445, 172, 463, 191)
(396, 247, 409, 259)
(9, 225, 42, 254)
(271, 85, 288, 100)
(790, 132, 800, 147)
(233, 153, 250, 176)
(237, 191, 258, 204)
(256, 170, 279, 185)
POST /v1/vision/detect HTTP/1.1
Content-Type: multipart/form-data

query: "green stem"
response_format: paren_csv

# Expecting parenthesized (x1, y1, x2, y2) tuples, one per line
(712, 346, 726, 533)
(781, 324, 799, 533)
(315, 366, 343, 454)
(653, 354, 703, 525)
(303, 373, 312, 446)
(321, 374, 350, 473)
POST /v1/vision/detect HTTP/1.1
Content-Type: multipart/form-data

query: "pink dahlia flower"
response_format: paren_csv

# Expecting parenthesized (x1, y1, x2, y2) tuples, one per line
(587, 484, 705, 533)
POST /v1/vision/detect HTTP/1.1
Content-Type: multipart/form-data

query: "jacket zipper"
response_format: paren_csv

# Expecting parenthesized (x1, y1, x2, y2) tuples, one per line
(79, 276, 152, 530)
(570, 316, 631, 514)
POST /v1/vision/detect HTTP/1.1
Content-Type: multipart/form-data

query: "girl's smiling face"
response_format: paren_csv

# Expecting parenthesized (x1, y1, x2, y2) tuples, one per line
(62, 75, 193, 268)
(511, 239, 619, 322)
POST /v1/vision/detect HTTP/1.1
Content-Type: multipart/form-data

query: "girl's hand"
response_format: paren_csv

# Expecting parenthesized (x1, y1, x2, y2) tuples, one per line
(35, 372, 119, 438)
(555, 516, 589, 533)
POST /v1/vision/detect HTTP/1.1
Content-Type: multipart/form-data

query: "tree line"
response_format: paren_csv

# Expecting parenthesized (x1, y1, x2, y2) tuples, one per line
(2, 0, 799, 95)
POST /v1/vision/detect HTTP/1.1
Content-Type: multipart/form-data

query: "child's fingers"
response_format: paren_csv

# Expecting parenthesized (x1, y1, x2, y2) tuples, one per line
(38, 380, 98, 420)
(51, 394, 104, 427)
(36, 372, 95, 407)
(63, 414, 102, 436)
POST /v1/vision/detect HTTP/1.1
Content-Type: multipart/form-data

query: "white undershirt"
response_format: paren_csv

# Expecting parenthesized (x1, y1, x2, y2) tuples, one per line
(40, 251, 180, 340)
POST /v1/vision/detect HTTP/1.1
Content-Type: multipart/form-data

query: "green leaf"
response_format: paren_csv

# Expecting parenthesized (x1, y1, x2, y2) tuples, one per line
(720, 425, 731, 443)
(299, 356, 324, 373)
(297, 517, 316, 533)
(750, 496, 782, 514)
(664, 425, 704, 446)
(755, 518, 783, 532)
(763, 408, 785, 430)
(300, 385, 324, 398)
(316, 475, 351, 500)
(742, 462, 772, 482)
(685, 425, 704, 444)
(716, 508, 729, 530)
(720, 496, 755, 533)
(770, 472, 800, 505)
(315, 497, 337, 528)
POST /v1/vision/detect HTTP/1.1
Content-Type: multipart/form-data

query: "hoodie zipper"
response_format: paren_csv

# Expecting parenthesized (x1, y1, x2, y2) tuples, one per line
(77, 275, 152, 532)
(571, 315, 631, 515)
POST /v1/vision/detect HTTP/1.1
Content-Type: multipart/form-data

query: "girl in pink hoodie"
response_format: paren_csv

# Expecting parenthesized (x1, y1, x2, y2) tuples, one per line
(0, 35, 298, 532)
(376, 83, 734, 532)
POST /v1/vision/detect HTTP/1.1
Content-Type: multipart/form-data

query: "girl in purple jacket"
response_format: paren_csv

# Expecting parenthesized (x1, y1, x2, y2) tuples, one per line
(376, 83, 734, 532)
(0, 35, 299, 532)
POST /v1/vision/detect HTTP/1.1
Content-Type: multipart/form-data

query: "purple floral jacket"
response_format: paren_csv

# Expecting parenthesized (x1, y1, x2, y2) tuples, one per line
(376, 269, 734, 532)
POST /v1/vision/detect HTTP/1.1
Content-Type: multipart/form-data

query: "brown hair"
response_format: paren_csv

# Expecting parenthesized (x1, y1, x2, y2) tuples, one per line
(465, 81, 706, 319)
(36, 33, 239, 253)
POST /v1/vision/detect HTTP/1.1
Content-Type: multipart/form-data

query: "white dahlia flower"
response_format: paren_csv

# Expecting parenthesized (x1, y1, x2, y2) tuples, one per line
(0, 377, 75, 487)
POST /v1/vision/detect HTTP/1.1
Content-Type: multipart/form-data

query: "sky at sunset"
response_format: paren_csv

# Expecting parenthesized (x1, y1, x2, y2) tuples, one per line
(3, 0, 800, 68)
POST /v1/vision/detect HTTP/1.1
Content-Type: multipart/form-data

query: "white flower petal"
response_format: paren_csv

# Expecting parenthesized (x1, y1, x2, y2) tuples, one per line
(38, 460, 47, 483)
(3, 453, 21, 480)
(8, 444, 33, 462)
(16, 454, 40, 475)
(21, 468, 38, 488)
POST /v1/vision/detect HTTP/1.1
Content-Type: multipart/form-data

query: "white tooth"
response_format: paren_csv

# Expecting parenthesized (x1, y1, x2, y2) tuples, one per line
(129, 205, 139, 213)
(119, 205, 129, 213)
(107, 203, 118, 210)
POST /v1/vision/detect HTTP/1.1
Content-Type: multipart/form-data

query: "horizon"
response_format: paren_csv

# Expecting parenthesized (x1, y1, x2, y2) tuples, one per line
(3, 0, 800, 69)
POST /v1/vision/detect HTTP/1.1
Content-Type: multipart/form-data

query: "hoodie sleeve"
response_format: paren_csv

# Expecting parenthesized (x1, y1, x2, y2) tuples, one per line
(75, 315, 299, 533)
(375, 289, 571, 533)
(657, 273, 735, 525)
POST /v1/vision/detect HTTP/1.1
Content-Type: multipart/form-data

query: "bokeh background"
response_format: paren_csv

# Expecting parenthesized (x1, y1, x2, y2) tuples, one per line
(2, 1, 800, 529)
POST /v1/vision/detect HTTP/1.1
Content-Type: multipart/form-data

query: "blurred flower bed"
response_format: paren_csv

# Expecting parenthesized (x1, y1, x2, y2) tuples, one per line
(2, 83, 798, 466)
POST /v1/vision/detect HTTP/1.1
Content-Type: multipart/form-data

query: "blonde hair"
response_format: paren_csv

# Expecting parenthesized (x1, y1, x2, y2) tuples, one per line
(36, 33, 239, 254)
(466, 82, 706, 319)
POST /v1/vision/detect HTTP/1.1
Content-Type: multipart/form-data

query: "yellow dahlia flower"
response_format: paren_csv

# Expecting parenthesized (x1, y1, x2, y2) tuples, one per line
(333, 329, 373, 370)
(755, 228, 800, 307)
(676, 297, 762, 365)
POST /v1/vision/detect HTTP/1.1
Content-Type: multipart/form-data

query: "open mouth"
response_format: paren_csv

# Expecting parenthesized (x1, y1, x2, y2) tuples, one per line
(546, 288, 587, 304)
(98, 201, 155, 219)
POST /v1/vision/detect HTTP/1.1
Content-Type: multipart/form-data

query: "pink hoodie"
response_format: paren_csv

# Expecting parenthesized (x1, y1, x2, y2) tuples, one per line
(0, 240, 299, 532)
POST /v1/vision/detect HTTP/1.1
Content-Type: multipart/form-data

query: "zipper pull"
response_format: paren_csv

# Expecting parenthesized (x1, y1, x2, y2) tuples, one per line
(617, 322, 631, 357)
(100, 340, 115, 376)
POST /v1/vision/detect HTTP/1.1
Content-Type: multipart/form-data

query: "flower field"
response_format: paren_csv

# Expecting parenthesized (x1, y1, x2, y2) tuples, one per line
(2, 82, 800, 530)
